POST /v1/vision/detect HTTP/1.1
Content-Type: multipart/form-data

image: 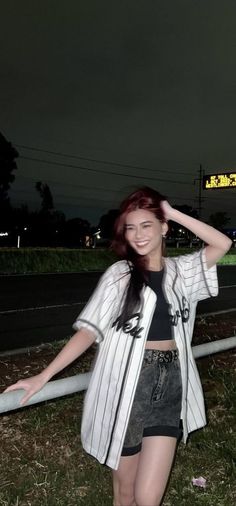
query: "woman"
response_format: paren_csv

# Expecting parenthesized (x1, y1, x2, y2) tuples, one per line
(4, 187, 231, 506)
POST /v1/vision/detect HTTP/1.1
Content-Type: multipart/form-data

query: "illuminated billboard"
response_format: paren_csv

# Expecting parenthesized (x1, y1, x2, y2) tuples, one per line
(202, 172, 236, 189)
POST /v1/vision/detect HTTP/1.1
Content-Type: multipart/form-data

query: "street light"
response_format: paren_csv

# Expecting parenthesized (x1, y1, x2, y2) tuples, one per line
(92, 229, 101, 248)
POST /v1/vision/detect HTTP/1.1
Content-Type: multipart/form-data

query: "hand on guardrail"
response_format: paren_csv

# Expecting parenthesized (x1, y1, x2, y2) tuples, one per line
(3, 373, 48, 406)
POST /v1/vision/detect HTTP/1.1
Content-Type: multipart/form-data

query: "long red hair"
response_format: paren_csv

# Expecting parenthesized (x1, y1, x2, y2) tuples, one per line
(111, 187, 167, 328)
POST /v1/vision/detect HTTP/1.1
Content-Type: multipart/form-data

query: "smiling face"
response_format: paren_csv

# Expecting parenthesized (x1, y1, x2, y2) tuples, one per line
(124, 209, 168, 269)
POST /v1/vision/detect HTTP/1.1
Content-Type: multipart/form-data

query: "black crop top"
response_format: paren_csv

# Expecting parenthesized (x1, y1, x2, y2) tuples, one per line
(146, 269, 173, 341)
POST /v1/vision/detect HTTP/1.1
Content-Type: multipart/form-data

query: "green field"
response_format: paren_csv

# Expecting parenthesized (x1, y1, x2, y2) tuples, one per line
(0, 247, 235, 274)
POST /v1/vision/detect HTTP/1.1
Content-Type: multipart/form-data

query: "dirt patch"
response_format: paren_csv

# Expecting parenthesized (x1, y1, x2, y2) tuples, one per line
(193, 311, 236, 344)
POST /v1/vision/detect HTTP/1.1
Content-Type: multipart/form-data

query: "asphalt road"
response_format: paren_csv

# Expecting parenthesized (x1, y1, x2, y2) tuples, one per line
(0, 266, 236, 352)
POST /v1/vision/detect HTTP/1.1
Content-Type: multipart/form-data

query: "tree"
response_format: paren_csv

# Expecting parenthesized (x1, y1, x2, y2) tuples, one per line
(0, 133, 18, 225)
(33, 181, 66, 245)
(208, 212, 230, 230)
(35, 181, 54, 211)
(99, 209, 119, 240)
(168, 205, 199, 241)
(63, 217, 91, 247)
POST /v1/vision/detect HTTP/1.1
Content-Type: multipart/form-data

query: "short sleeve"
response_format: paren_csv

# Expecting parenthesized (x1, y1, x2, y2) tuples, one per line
(73, 265, 118, 343)
(174, 248, 219, 303)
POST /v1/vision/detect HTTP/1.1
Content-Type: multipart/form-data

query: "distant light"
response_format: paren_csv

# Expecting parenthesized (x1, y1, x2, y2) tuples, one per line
(93, 229, 101, 238)
(24, 227, 27, 231)
(0, 232, 9, 237)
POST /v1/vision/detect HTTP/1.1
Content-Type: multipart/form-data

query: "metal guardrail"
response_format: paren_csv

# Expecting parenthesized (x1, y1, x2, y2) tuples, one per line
(0, 337, 236, 415)
(193, 336, 236, 359)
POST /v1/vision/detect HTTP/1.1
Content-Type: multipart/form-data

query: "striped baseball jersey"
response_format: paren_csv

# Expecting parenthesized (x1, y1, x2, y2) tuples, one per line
(73, 248, 218, 470)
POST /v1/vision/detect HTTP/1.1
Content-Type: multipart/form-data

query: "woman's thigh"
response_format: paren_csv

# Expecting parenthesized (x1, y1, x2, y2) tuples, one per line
(134, 436, 177, 506)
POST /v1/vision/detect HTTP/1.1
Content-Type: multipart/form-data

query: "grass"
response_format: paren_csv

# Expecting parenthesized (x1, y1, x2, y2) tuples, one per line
(0, 342, 236, 505)
(0, 248, 117, 274)
(0, 246, 235, 274)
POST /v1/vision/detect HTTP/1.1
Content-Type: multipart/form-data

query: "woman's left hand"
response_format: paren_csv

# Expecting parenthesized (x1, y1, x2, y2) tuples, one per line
(160, 200, 174, 221)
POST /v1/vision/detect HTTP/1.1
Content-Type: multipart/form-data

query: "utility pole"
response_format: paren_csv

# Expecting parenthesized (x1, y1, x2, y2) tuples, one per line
(194, 164, 204, 219)
(198, 164, 203, 219)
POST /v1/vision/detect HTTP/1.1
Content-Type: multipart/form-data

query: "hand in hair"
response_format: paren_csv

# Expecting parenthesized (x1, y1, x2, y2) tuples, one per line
(160, 200, 173, 221)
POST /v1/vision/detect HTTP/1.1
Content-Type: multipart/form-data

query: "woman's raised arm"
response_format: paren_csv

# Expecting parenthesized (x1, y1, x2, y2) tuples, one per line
(161, 200, 232, 268)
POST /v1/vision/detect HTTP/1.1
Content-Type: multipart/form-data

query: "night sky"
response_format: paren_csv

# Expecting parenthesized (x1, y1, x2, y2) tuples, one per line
(1, 1, 236, 226)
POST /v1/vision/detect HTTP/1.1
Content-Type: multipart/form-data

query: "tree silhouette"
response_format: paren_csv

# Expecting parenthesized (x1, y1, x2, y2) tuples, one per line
(99, 209, 119, 239)
(63, 217, 91, 247)
(33, 181, 68, 245)
(208, 212, 230, 230)
(0, 133, 18, 222)
(168, 205, 199, 240)
(35, 181, 54, 211)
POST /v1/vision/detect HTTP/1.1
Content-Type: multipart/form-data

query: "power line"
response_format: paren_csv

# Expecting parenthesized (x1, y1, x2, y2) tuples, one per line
(14, 176, 125, 195)
(17, 185, 236, 206)
(14, 135, 202, 164)
(10, 187, 197, 204)
(16, 144, 192, 176)
(19, 155, 193, 185)
(12, 176, 236, 203)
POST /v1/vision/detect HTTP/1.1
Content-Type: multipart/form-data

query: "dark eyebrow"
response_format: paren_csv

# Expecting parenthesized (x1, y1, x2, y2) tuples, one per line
(125, 220, 153, 226)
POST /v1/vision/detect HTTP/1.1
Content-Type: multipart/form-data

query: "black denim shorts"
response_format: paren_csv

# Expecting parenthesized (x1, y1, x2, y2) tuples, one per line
(121, 349, 183, 456)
